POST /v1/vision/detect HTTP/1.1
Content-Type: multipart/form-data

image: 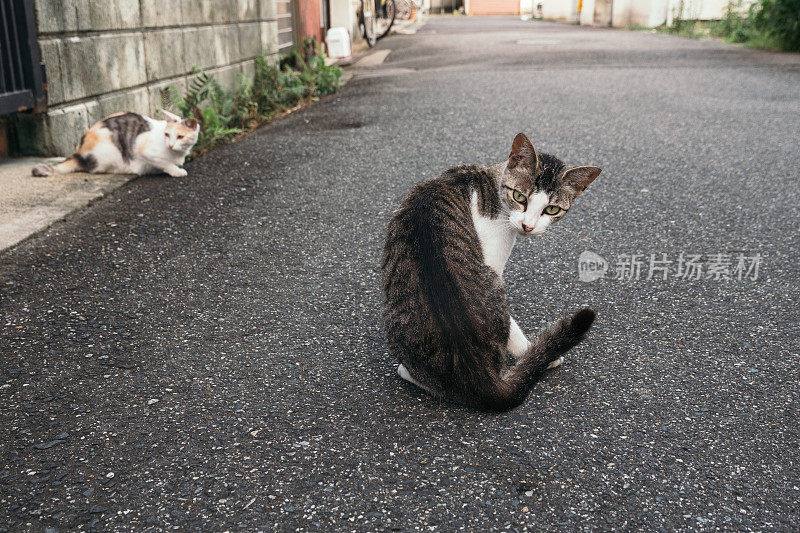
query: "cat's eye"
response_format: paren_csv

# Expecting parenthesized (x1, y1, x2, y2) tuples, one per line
(543, 205, 562, 216)
(177, 135, 184, 139)
(512, 190, 527, 204)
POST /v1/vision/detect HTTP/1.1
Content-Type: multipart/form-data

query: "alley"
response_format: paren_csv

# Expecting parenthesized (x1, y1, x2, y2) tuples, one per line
(2, 17, 799, 530)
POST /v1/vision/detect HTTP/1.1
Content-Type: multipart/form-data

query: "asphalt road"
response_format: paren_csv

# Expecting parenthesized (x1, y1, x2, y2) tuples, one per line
(2, 17, 800, 531)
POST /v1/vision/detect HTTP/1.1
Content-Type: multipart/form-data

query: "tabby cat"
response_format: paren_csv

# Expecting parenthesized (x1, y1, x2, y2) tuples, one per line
(32, 110, 199, 178)
(382, 133, 601, 411)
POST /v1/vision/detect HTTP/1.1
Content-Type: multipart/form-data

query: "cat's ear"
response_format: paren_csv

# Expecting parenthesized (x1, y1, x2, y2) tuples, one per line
(183, 118, 198, 130)
(508, 133, 538, 172)
(563, 166, 602, 195)
(161, 109, 180, 122)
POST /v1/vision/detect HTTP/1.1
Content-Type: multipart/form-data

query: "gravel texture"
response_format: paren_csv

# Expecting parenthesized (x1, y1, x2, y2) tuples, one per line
(2, 16, 799, 531)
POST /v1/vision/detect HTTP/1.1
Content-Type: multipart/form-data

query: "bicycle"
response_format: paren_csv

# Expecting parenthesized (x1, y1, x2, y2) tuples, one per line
(375, 0, 397, 40)
(358, 0, 377, 47)
(360, 0, 396, 46)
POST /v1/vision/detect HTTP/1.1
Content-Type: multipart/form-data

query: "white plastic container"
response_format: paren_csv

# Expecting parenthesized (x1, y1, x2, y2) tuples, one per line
(326, 27, 351, 59)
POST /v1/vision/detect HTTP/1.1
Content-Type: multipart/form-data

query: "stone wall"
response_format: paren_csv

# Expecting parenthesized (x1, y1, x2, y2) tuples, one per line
(19, 0, 282, 156)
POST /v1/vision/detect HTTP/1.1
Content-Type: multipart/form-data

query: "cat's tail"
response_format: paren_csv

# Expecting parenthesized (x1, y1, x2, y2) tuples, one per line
(477, 308, 596, 412)
(32, 154, 95, 177)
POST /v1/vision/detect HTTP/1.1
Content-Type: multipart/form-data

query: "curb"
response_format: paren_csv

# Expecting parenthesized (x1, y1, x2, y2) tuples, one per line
(0, 158, 136, 254)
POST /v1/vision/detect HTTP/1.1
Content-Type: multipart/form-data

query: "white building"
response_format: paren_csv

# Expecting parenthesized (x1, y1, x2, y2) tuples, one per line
(466, 0, 748, 26)
(577, 0, 741, 27)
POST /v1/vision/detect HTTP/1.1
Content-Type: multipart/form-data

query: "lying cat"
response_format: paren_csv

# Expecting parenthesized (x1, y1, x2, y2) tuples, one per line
(32, 110, 199, 178)
(382, 133, 601, 411)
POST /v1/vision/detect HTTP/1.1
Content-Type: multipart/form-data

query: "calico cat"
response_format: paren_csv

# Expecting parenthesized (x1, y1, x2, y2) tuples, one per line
(32, 110, 199, 178)
(382, 133, 601, 412)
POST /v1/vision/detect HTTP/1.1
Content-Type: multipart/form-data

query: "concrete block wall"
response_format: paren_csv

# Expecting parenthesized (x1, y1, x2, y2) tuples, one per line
(20, 0, 282, 156)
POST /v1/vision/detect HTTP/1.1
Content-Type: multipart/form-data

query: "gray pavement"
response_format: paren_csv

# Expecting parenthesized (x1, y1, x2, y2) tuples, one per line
(0, 159, 132, 252)
(2, 17, 800, 531)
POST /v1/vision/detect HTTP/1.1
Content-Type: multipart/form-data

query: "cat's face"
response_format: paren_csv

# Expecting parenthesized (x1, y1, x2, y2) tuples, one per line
(500, 133, 600, 236)
(161, 109, 200, 153)
(164, 118, 200, 153)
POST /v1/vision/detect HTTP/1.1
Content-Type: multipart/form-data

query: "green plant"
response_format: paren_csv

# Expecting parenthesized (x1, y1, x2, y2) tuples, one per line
(750, 0, 800, 51)
(669, 0, 690, 35)
(710, 1, 755, 42)
(160, 38, 343, 156)
(161, 69, 242, 152)
(644, 0, 798, 51)
(707, 0, 798, 51)
(308, 55, 341, 96)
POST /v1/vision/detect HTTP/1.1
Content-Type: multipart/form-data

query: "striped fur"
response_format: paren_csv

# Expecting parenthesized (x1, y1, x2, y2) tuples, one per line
(382, 133, 601, 411)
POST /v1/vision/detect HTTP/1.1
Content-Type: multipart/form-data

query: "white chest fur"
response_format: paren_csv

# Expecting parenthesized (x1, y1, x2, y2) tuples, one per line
(470, 191, 517, 277)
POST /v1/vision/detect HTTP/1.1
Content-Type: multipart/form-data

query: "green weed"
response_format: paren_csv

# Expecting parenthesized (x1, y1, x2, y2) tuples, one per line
(660, 0, 799, 51)
(161, 38, 343, 156)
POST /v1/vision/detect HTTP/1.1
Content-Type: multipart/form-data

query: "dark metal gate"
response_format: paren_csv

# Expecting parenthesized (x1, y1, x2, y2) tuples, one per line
(0, 0, 45, 115)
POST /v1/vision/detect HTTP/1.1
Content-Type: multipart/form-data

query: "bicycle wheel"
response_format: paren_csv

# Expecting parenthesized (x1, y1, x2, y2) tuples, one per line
(375, 0, 396, 40)
(361, 4, 377, 47)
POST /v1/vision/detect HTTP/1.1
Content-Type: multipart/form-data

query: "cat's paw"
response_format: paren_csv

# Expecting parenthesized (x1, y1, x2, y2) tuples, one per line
(547, 357, 564, 369)
(168, 168, 188, 178)
(32, 164, 54, 177)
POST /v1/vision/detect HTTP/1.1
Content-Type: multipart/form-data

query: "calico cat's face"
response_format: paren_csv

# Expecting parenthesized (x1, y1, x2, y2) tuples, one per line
(164, 118, 200, 153)
(501, 133, 601, 236)
(161, 109, 200, 153)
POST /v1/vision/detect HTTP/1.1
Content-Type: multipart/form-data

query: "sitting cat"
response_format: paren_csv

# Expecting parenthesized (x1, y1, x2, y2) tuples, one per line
(382, 133, 601, 411)
(32, 110, 199, 178)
